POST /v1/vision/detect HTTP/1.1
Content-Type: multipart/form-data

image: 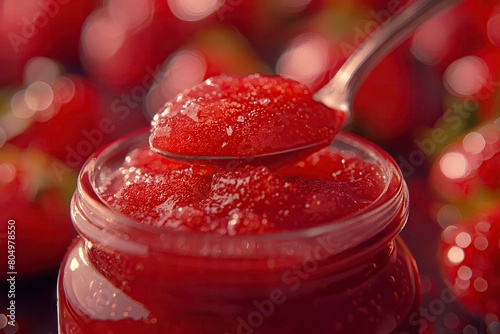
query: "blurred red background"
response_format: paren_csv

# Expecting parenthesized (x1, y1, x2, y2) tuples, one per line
(0, 0, 499, 333)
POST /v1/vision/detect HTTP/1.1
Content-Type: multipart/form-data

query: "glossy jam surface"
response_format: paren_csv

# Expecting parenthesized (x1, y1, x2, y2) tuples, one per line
(149, 74, 345, 164)
(99, 145, 385, 234)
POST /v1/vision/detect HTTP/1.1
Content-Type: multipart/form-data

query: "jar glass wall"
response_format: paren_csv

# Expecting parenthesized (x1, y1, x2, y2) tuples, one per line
(58, 129, 420, 334)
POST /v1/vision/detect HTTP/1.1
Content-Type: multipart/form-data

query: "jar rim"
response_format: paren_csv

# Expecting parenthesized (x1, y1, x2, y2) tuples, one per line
(72, 128, 408, 257)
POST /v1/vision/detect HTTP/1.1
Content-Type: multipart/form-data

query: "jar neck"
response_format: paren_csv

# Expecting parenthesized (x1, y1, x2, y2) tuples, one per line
(71, 129, 409, 284)
(77, 227, 398, 301)
(73, 184, 407, 290)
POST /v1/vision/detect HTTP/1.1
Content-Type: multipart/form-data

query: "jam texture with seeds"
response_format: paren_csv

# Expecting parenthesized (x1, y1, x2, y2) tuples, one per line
(150, 74, 345, 162)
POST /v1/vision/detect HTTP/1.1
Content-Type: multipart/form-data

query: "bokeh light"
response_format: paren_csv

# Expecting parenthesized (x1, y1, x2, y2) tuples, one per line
(81, 9, 126, 61)
(439, 151, 469, 179)
(444, 56, 489, 96)
(24, 57, 60, 85)
(457, 265, 472, 281)
(411, 12, 453, 65)
(436, 204, 462, 228)
(276, 33, 332, 89)
(25, 82, 54, 112)
(463, 132, 486, 155)
(455, 231, 472, 248)
(11, 90, 36, 119)
(108, 0, 154, 30)
(473, 277, 488, 293)
(443, 312, 460, 330)
(487, 13, 500, 47)
(446, 246, 465, 265)
(52, 77, 76, 104)
(0, 163, 16, 184)
(473, 235, 489, 251)
(145, 49, 207, 118)
(167, 0, 223, 22)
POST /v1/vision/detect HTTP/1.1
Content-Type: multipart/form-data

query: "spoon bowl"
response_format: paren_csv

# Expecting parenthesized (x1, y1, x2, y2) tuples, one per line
(151, 142, 328, 167)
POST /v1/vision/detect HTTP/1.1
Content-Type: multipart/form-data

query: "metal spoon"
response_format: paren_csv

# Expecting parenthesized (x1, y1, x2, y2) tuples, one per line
(152, 0, 460, 165)
(313, 0, 460, 120)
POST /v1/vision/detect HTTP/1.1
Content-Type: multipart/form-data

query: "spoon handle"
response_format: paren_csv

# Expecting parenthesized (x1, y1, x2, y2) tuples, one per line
(314, 0, 461, 118)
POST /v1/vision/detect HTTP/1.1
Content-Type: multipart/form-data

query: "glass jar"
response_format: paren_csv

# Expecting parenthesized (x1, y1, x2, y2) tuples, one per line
(58, 129, 420, 334)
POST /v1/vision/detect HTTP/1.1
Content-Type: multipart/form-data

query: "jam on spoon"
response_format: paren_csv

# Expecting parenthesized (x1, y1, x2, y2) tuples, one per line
(149, 74, 345, 166)
(150, 0, 461, 166)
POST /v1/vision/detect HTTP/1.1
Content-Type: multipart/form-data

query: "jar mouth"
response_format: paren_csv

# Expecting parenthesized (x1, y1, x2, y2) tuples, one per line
(73, 128, 408, 257)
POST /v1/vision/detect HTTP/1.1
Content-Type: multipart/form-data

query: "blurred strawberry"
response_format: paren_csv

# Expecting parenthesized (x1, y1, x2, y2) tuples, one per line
(417, 46, 500, 161)
(428, 119, 500, 216)
(219, 0, 324, 63)
(352, 47, 416, 142)
(3, 58, 103, 168)
(0, 0, 98, 85)
(0, 145, 77, 277)
(144, 26, 271, 118)
(443, 47, 500, 120)
(485, 3, 500, 48)
(410, 0, 494, 72)
(277, 3, 417, 142)
(439, 207, 500, 318)
(80, 0, 220, 90)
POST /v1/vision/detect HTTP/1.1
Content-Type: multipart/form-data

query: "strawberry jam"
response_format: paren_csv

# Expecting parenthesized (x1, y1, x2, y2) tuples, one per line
(149, 74, 345, 166)
(58, 131, 420, 333)
(58, 75, 420, 333)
